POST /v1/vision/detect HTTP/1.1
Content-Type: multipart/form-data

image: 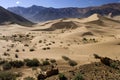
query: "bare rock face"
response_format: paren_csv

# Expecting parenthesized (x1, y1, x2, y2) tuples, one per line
(37, 68, 59, 80)
(37, 74, 46, 80)
(45, 68, 59, 77)
(94, 54, 120, 70)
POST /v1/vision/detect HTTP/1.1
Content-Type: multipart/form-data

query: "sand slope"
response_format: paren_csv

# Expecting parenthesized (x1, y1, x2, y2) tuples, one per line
(0, 14, 120, 79)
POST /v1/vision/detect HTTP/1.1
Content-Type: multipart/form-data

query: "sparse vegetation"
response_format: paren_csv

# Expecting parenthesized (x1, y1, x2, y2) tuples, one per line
(9, 60, 24, 68)
(73, 73, 84, 80)
(25, 58, 40, 67)
(0, 71, 17, 80)
(15, 54, 18, 58)
(24, 76, 35, 80)
(82, 38, 87, 41)
(15, 49, 19, 52)
(30, 48, 35, 52)
(3, 52, 10, 56)
(93, 54, 101, 59)
(24, 44, 29, 47)
(62, 56, 70, 61)
(50, 59, 56, 63)
(58, 73, 67, 80)
(22, 49, 25, 51)
(3, 62, 12, 70)
(68, 60, 77, 67)
(82, 38, 98, 43)
(42, 48, 47, 50)
(0, 60, 6, 65)
(39, 40, 42, 43)
(62, 56, 78, 67)
(42, 60, 50, 66)
(46, 47, 50, 50)
(7, 49, 10, 52)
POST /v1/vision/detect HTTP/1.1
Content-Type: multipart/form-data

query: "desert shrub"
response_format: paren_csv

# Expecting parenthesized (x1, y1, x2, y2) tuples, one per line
(58, 73, 67, 80)
(50, 59, 56, 63)
(42, 60, 50, 66)
(100, 57, 111, 66)
(62, 56, 70, 61)
(9, 60, 24, 68)
(42, 48, 47, 50)
(68, 60, 77, 67)
(67, 44, 70, 46)
(0, 60, 6, 65)
(22, 49, 25, 51)
(73, 73, 84, 80)
(2, 35, 5, 38)
(93, 38, 96, 42)
(93, 54, 101, 59)
(45, 58, 49, 61)
(15, 54, 18, 58)
(110, 62, 118, 69)
(46, 47, 50, 50)
(15, 49, 19, 52)
(39, 40, 42, 43)
(117, 43, 120, 45)
(26, 34, 30, 37)
(25, 59, 40, 67)
(30, 48, 35, 52)
(7, 49, 10, 52)
(24, 44, 29, 47)
(82, 38, 87, 41)
(52, 41, 55, 44)
(2, 62, 12, 70)
(0, 71, 17, 80)
(48, 43, 52, 45)
(24, 59, 30, 62)
(3, 52, 10, 56)
(24, 76, 35, 80)
(40, 66, 48, 71)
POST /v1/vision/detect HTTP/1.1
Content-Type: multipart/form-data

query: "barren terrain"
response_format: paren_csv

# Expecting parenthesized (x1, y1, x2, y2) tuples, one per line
(0, 14, 120, 79)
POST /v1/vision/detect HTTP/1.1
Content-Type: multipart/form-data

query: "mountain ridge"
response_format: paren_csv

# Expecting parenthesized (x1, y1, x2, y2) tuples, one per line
(8, 3, 120, 22)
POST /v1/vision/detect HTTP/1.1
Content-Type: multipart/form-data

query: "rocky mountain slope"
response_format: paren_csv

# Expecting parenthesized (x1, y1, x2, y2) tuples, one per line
(8, 3, 120, 22)
(0, 6, 34, 26)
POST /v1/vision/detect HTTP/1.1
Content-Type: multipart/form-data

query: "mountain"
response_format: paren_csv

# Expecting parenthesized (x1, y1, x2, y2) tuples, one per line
(0, 6, 34, 26)
(8, 3, 120, 22)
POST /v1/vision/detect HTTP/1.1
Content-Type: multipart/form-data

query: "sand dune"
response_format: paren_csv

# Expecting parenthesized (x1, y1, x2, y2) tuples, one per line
(0, 14, 120, 79)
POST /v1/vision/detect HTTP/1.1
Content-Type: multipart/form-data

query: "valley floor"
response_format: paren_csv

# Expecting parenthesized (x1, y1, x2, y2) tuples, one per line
(0, 15, 120, 79)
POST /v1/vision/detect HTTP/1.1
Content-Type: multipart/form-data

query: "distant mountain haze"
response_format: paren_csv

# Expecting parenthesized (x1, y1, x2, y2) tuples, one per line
(8, 3, 120, 23)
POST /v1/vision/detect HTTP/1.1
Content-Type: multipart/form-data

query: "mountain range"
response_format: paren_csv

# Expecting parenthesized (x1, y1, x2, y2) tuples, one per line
(8, 3, 120, 22)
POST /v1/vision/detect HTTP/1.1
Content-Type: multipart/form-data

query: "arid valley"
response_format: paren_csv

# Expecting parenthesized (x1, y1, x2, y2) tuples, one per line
(0, 2, 120, 80)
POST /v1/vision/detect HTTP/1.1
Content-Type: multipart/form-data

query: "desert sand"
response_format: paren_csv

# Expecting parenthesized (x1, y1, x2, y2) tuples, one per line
(0, 14, 120, 79)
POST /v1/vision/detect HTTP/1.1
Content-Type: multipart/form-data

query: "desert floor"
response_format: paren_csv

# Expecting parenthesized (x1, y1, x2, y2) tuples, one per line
(0, 14, 120, 79)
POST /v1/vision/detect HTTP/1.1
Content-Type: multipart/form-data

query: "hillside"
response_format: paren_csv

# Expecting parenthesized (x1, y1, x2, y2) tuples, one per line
(0, 6, 34, 26)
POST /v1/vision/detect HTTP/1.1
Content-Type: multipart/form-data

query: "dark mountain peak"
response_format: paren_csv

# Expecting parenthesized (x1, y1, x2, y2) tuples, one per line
(0, 6, 34, 26)
(102, 3, 120, 6)
(28, 5, 46, 9)
(99, 3, 120, 10)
